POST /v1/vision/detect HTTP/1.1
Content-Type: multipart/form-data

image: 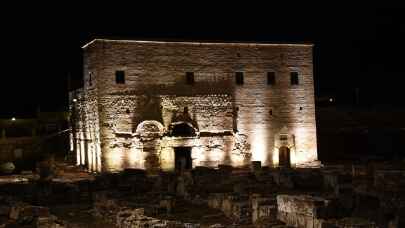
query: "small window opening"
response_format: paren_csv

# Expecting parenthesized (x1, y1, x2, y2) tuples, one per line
(186, 72, 194, 85)
(290, 72, 299, 85)
(280, 135, 288, 141)
(115, 71, 125, 84)
(267, 72, 276, 85)
(235, 72, 244, 85)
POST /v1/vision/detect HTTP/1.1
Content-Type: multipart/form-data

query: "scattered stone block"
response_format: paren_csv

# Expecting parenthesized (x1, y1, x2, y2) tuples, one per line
(277, 194, 336, 228)
(251, 194, 277, 224)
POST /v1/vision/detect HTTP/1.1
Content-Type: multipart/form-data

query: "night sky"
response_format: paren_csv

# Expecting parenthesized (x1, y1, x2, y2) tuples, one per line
(1, 4, 405, 117)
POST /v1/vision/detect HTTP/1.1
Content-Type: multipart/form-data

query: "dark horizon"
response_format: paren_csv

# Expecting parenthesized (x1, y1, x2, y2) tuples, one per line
(1, 4, 405, 117)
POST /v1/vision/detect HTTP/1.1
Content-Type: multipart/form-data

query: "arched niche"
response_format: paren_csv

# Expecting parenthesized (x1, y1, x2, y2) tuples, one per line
(135, 120, 164, 139)
(135, 120, 164, 172)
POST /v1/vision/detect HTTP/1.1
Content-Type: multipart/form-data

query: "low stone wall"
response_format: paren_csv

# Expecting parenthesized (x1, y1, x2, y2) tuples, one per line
(277, 194, 378, 228)
(251, 194, 277, 224)
(277, 194, 325, 228)
(207, 193, 250, 224)
(207, 193, 278, 225)
(0, 137, 37, 163)
(92, 192, 203, 228)
(0, 196, 66, 228)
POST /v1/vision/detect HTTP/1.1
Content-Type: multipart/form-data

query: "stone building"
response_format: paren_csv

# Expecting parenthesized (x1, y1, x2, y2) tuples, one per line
(69, 39, 318, 172)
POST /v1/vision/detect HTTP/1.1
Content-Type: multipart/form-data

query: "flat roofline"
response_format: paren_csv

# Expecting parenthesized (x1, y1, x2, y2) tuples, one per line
(82, 38, 314, 49)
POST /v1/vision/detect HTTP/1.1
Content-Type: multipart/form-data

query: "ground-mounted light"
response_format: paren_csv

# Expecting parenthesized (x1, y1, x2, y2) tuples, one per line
(11, 117, 16, 121)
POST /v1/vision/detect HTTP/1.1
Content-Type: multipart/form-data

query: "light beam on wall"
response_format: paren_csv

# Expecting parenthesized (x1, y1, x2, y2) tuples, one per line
(251, 126, 267, 164)
(106, 148, 124, 172)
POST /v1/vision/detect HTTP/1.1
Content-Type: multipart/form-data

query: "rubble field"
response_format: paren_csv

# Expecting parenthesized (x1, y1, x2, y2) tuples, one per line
(0, 161, 404, 227)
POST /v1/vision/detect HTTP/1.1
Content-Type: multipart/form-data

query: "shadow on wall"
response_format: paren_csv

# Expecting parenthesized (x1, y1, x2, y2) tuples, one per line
(132, 95, 163, 131)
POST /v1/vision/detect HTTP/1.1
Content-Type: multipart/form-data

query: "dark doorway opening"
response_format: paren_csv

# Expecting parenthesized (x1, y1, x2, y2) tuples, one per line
(175, 147, 192, 172)
(279, 146, 291, 168)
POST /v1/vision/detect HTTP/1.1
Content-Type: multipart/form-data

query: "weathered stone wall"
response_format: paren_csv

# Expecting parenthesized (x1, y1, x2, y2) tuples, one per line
(277, 194, 378, 228)
(70, 88, 101, 172)
(70, 44, 104, 172)
(0, 137, 37, 162)
(72, 39, 318, 172)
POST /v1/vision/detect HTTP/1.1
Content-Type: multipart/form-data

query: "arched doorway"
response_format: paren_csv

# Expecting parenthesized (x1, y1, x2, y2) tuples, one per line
(279, 146, 291, 168)
(135, 121, 164, 171)
(169, 122, 196, 172)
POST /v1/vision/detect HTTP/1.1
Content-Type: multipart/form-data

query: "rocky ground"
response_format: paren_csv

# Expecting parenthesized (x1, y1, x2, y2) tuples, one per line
(0, 161, 404, 227)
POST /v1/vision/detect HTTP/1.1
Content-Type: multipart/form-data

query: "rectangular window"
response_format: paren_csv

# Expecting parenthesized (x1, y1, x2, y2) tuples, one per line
(280, 135, 288, 141)
(267, 72, 276, 85)
(290, 72, 299, 85)
(115, 71, 125, 84)
(235, 72, 244, 85)
(186, 72, 194, 85)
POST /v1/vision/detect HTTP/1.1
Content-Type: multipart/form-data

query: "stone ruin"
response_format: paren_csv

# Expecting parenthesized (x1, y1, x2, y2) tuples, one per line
(0, 160, 404, 227)
(70, 39, 318, 173)
(2, 39, 403, 228)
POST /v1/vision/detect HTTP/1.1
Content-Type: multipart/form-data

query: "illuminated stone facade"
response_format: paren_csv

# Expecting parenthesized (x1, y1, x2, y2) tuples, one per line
(69, 39, 318, 172)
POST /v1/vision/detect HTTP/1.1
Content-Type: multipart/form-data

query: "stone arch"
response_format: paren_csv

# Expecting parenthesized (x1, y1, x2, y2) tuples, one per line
(135, 120, 164, 139)
(135, 120, 164, 171)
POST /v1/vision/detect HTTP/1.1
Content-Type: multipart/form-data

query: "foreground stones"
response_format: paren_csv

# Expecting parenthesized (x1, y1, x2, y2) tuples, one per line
(0, 162, 15, 174)
(276, 195, 378, 228)
(0, 161, 404, 227)
(92, 191, 231, 228)
(0, 196, 66, 228)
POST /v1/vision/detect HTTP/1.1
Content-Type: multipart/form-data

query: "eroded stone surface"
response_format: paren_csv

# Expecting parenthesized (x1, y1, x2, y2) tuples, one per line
(70, 39, 318, 173)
